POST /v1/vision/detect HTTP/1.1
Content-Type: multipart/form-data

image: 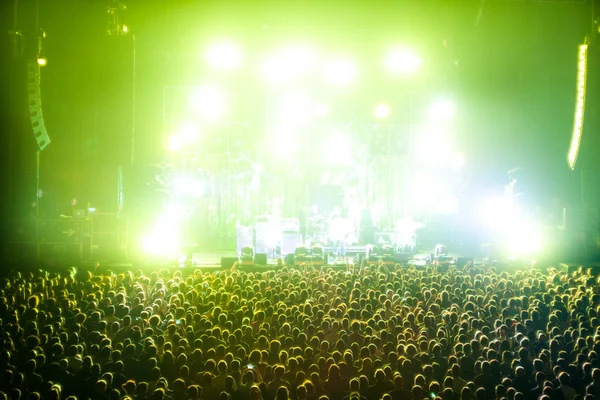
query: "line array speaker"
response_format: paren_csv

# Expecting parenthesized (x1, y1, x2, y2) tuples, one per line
(27, 61, 50, 151)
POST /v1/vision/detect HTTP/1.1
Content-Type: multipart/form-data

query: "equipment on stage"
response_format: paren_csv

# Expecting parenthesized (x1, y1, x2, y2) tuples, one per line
(254, 253, 268, 265)
(434, 244, 448, 257)
(366, 244, 380, 265)
(236, 225, 254, 255)
(254, 217, 270, 254)
(235, 214, 425, 264)
(240, 245, 254, 265)
(293, 244, 325, 266)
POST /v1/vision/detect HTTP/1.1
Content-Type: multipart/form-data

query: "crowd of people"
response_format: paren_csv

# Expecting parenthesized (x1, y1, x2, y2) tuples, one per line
(0, 261, 599, 400)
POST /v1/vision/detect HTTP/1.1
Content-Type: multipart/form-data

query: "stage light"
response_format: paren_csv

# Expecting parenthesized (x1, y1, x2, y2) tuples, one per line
(205, 41, 242, 70)
(274, 134, 294, 155)
(314, 103, 329, 118)
(386, 48, 421, 74)
(436, 196, 459, 215)
(168, 135, 183, 152)
(374, 103, 389, 119)
(322, 57, 357, 85)
(189, 85, 227, 121)
(180, 121, 199, 143)
(37, 57, 47, 67)
(415, 130, 450, 161)
(142, 232, 179, 256)
(269, 124, 299, 156)
(262, 45, 316, 83)
(454, 152, 465, 168)
(479, 197, 513, 230)
(508, 220, 543, 257)
(122, 25, 128, 33)
(279, 92, 311, 123)
(429, 99, 454, 121)
(568, 44, 588, 170)
(173, 174, 205, 198)
(141, 209, 183, 256)
(322, 133, 352, 165)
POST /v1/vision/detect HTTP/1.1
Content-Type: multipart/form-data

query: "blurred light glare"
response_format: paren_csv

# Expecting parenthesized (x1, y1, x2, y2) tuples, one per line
(173, 175, 205, 198)
(323, 57, 357, 85)
(508, 220, 543, 256)
(279, 92, 311, 123)
(436, 196, 459, 215)
(455, 152, 465, 168)
(141, 214, 181, 256)
(387, 49, 421, 74)
(269, 125, 297, 156)
(189, 85, 227, 120)
(262, 45, 317, 83)
(314, 103, 329, 118)
(479, 197, 513, 230)
(37, 57, 47, 67)
(168, 135, 183, 152)
(429, 99, 454, 121)
(180, 122, 199, 143)
(416, 130, 450, 160)
(323, 133, 352, 165)
(205, 41, 242, 70)
(374, 103, 389, 119)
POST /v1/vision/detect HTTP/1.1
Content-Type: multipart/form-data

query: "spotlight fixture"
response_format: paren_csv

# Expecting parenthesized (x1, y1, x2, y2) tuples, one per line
(36, 29, 47, 66)
(107, 1, 128, 36)
(374, 103, 389, 119)
(386, 48, 421, 74)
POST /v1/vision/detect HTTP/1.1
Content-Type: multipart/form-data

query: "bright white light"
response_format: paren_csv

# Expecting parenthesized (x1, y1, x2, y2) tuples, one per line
(478, 195, 543, 257)
(329, 218, 352, 241)
(205, 41, 242, 70)
(322, 133, 352, 165)
(142, 232, 179, 256)
(262, 45, 317, 83)
(323, 57, 358, 85)
(314, 103, 329, 118)
(415, 130, 451, 160)
(173, 175, 205, 198)
(374, 103, 389, 119)
(278, 92, 312, 124)
(141, 210, 183, 256)
(269, 125, 298, 156)
(429, 99, 454, 121)
(180, 122, 200, 143)
(168, 135, 183, 152)
(479, 197, 513, 230)
(386, 49, 421, 74)
(164, 202, 187, 220)
(568, 44, 588, 170)
(454, 153, 465, 168)
(189, 85, 227, 121)
(508, 219, 543, 256)
(436, 196, 459, 215)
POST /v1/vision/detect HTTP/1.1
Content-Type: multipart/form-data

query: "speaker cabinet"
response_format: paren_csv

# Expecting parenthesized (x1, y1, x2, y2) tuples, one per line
(255, 253, 268, 265)
(27, 61, 50, 151)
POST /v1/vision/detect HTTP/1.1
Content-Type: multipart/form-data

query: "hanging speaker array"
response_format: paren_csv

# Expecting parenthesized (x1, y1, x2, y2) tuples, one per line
(27, 60, 51, 151)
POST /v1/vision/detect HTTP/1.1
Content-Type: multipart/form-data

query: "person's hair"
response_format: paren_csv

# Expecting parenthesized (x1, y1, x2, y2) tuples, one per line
(276, 386, 289, 400)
